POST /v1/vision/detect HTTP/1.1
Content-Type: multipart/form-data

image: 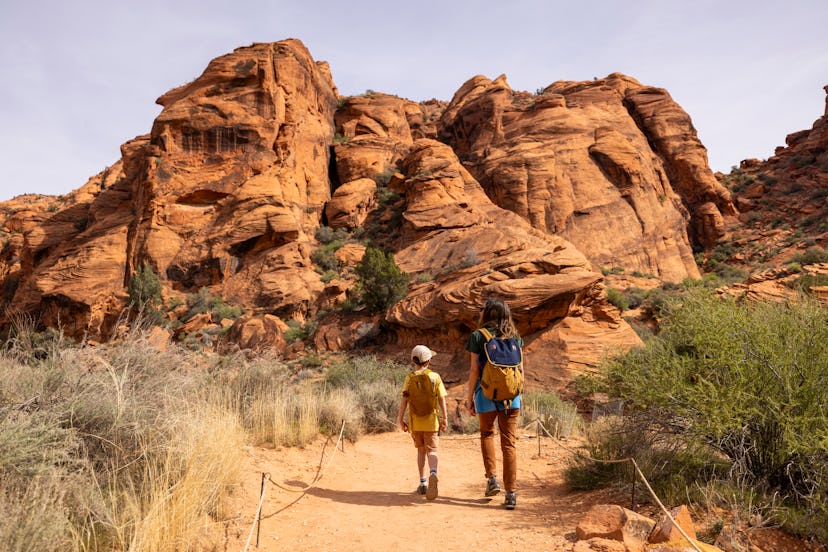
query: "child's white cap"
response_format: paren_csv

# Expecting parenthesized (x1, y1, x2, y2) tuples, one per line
(411, 345, 436, 364)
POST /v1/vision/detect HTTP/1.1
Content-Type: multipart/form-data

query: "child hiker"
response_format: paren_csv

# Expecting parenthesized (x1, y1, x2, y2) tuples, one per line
(397, 345, 448, 500)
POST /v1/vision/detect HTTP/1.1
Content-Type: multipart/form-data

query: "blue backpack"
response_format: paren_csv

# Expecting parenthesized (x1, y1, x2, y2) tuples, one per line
(477, 328, 523, 407)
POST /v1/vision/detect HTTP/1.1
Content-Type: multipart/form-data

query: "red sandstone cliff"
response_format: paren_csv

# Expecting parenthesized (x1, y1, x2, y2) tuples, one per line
(1, 38, 781, 388)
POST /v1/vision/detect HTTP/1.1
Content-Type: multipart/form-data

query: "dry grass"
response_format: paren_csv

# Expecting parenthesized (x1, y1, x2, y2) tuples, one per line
(0, 324, 411, 550)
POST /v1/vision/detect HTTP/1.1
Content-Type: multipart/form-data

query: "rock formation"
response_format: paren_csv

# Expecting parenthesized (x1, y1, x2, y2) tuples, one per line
(0, 38, 760, 386)
(439, 73, 737, 282)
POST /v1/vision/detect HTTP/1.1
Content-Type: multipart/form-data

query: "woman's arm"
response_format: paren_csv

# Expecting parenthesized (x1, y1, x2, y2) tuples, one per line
(465, 352, 479, 415)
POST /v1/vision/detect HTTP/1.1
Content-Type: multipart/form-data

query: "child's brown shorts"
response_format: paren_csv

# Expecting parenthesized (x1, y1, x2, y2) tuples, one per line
(411, 430, 439, 452)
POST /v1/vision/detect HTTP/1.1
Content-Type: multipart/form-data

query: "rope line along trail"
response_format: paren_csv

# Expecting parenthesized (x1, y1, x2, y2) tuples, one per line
(241, 417, 700, 551)
(532, 418, 703, 552)
(241, 420, 347, 551)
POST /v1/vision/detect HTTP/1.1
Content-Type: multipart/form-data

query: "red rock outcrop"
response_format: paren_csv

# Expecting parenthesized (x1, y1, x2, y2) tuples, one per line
(724, 84, 828, 241)
(1, 39, 743, 387)
(368, 139, 641, 386)
(439, 73, 737, 282)
(1, 40, 339, 337)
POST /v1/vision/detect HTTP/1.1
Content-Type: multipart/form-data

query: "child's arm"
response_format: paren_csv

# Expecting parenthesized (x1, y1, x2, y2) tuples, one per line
(438, 394, 448, 433)
(397, 396, 409, 432)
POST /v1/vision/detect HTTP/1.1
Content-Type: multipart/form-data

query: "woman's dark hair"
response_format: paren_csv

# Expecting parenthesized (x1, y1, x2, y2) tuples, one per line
(478, 297, 518, 338)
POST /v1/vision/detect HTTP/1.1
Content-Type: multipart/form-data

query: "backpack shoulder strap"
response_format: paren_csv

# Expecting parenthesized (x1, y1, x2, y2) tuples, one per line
(478, 327, 493, 341)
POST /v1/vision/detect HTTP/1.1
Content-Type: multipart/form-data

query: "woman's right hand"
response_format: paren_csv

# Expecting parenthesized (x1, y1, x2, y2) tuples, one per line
(465, 399, 476, 416)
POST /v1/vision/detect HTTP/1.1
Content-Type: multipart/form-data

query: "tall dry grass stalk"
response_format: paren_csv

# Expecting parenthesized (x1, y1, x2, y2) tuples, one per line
(119, 404, 244, 552)
(245, 386, 322, 447)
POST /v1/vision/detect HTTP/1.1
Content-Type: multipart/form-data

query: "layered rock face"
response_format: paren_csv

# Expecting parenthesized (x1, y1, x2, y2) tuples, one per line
(1, 39, 738, 385)
(1, 40, 338, 337)
(439, 73, 737, 282)
(384, 139, 641, 385)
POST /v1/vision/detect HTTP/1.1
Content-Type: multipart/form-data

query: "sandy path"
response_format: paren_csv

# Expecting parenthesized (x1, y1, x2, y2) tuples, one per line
(214, 430, 623, 551)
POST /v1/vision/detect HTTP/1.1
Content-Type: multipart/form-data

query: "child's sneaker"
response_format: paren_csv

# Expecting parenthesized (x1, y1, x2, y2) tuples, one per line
(426, 473, 439, 500)
(504, 492, 516, 510)
(416, 483, 427, 495)
(485, 476, 501, 496)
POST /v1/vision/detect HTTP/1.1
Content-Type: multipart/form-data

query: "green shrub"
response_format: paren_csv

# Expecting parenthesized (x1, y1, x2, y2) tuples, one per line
(352, 247, 409, 313)
(284, 320, 317, 343)
(789, 274, 828, 294)
(374, 168, 396, 187)
(605, 288, 628, 311)
(127, 261, 162, 310)
(315, 225, 348, 245)
(791, 247, 828, 266)
(598, 292, 828, 540)
(184, 288, 242, 322)
(324, 356, 408, 433)
(311, 240, 344, 272)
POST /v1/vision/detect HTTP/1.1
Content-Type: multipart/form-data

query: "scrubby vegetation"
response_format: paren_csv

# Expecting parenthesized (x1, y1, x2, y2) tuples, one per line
(1, 318, 476, 549)
(567, 291, 828, 543)
(351, 247, 410, 313)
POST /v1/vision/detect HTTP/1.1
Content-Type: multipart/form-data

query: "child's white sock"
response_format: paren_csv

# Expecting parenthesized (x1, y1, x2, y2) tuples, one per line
(430, 469, 437, 476)
(420, 477, 427, 484)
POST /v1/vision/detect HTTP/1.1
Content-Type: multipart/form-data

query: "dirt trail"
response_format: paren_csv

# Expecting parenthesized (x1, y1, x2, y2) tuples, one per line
(214, 430, 624, 551)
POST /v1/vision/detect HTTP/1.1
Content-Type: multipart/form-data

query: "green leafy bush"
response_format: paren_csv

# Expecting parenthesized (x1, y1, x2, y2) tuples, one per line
(791, 247, 828, 266)
(595, 291, 828, 540)
(352, 247, 409, 313)
(311, 240, 344, 272)
(127, 261, 162, 310)
(605, 288, 628, 311)
(184, 288, 242, 322)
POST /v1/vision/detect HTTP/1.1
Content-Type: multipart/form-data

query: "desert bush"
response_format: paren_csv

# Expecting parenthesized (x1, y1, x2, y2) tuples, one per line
(324, 354, 407, 390)
(589, 291, 828, 541)
(521, 390, 583, 438)
(315, 225, 348, 245)
(318, 388, 363, 441)
(311, 240, 344, 272)
(127, 261, 162, 310)
(184, 287, 242, 322)
(789, 273, 828, 294)
(352, 247, 409, 313)
(324, 355, 408, 433)
(791, 246, 828, 266)
(605, 287, 628, 311)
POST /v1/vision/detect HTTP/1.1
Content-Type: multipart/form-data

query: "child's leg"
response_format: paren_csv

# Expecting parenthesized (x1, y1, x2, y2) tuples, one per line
(418, 446, 427, 479)
(424, 432, 438, 473)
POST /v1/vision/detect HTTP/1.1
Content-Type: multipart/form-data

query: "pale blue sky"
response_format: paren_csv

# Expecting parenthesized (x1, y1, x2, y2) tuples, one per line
(1, 0, 826, 201)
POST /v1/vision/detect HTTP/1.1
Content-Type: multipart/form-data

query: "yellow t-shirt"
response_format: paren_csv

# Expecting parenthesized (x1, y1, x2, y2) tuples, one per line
(402, 368, 447, 432)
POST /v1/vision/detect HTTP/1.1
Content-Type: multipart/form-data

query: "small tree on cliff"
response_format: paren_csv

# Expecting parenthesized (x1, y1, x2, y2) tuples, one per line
(127, 261, 163, 311)
(353, 247, 409, 313)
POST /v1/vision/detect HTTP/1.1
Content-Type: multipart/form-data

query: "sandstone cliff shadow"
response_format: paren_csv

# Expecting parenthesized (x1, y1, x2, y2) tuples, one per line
(306, 486, 494, 509)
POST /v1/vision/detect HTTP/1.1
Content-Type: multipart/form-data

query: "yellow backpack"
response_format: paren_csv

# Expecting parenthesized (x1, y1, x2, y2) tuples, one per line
(406, 369, 437, 417)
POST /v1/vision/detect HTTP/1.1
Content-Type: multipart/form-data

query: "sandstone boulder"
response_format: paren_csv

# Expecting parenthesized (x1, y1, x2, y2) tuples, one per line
(576, 504, 656, 551)
(218, 315, 286, 356)
(325, 178, 376, 230)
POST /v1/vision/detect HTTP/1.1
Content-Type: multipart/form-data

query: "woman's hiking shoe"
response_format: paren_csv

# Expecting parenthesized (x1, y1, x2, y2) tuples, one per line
(504, 492, 517, 510)
(416, 483, 427, 495)
(426, 473, 439, 500)
(485, 476, 501, 497)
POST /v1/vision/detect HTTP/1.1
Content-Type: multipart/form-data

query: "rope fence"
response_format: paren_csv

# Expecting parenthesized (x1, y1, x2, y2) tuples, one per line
(241, 420, 347, 551)
(531, 418, 703, 552)
(240, 416, 701, 552)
